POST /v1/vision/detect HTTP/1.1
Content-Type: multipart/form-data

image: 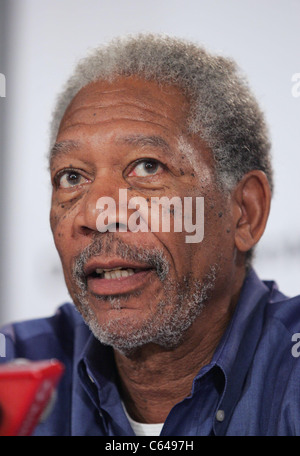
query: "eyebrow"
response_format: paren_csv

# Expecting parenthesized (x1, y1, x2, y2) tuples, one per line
(116, 134, 171, 152)
(49, 134, 171, 166)
(49, 140, 81, 164)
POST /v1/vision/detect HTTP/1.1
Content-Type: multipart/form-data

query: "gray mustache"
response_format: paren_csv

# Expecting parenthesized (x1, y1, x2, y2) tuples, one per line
(72, 234, 170, 287)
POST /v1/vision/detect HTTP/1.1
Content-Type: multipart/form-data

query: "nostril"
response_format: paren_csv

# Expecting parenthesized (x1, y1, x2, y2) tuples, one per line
(80, 222, 128, 236)
(79, 225, 95, 236)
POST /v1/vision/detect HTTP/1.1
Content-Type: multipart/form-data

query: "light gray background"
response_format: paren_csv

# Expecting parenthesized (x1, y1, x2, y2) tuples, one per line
(0, 0, 299, 325)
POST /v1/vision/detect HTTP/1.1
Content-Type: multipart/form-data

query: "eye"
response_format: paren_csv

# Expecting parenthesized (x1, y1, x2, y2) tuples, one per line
(55, 170, 89, 189)
(128, 159, 163, 177)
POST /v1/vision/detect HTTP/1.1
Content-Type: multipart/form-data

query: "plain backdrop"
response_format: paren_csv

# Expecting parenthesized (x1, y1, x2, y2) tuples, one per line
(0, 0, 299, 325)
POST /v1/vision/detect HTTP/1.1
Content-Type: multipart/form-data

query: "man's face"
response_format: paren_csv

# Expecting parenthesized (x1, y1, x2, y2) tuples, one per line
(50, 77, 235, 354)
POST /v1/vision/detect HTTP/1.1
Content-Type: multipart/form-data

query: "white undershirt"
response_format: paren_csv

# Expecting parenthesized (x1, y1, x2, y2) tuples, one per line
(122, 402, 164, 436)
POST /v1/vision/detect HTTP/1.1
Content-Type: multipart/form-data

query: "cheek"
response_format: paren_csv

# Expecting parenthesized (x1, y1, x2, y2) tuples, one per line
(154, 230, 199, 280)
(201, 196, 235, 264)
(50, 203, 73, 257)
(50, 193, 81, 235)
(50, 206, 60, 234)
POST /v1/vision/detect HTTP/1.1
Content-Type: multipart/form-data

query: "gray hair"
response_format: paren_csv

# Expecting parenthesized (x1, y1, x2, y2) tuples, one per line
(49, 33, 273, 193)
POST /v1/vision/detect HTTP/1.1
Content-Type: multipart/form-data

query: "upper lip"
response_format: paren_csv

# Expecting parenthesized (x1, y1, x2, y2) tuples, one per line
(84, 258, 152, 276)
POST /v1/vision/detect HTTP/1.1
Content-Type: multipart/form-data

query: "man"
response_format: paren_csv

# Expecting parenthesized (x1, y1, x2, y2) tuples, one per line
(1, 34, 300, 436)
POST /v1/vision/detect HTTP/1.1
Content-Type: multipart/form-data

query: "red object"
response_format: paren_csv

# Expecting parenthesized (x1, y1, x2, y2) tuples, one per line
(0, 359, 64, 436)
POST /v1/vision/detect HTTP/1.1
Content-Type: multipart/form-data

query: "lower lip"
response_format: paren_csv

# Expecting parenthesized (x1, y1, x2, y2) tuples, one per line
(86, 270, 153, 296)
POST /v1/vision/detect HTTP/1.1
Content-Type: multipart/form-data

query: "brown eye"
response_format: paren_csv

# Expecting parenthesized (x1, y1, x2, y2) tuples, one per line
(56, 170, 88, 188)
(128, 159, 163, 177)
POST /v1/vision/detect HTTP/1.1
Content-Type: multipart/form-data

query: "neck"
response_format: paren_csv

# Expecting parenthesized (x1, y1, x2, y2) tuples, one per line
(114, 291, 238, 423)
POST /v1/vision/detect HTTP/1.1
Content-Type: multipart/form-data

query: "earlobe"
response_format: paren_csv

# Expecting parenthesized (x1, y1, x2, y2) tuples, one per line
(233, 170, 271, 254)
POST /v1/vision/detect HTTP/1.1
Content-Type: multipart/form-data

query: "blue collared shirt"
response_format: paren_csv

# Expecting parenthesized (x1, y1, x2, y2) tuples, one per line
(1, 269, 300, 436)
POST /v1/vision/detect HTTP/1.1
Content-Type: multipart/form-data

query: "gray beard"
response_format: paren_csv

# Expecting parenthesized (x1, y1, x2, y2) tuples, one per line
(71, 235, 217, 356)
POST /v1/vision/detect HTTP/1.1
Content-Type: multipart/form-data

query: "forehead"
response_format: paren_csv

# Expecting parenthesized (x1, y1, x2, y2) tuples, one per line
(51, 76, 213, 177)
(56, 76, 190, 141)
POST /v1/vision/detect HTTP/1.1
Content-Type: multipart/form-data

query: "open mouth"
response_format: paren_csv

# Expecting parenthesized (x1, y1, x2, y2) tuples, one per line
(84, 262, 153, 296)
(90, 266, 137, 280)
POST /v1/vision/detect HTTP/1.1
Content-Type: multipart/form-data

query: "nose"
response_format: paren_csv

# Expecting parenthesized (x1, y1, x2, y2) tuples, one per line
(72, 175, 127, 237)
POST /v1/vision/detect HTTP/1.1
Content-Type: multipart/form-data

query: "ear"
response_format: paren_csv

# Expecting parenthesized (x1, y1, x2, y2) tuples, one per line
(232, 170, 271, 254)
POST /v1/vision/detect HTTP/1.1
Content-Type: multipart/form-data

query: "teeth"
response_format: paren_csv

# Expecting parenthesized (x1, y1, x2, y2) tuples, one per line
(95, 267, 122, 274)
(95, 268, 135, 279)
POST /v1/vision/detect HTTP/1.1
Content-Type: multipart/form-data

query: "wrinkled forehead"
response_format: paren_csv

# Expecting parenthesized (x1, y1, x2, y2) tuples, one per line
(58, 76, 190, 134)
(50, 76, 215, 180)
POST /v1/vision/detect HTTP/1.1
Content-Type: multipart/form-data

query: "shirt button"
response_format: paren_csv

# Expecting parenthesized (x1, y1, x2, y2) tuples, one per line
(216, 409, 225, 422)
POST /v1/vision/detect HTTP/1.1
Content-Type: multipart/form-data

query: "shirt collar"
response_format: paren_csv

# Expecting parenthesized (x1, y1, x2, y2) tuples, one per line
(73, 323, 133, 435)
(212, 268, 272, 369)
(210, 268, 274, 434)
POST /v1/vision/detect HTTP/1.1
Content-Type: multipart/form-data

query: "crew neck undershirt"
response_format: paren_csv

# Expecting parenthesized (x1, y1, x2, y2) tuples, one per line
(122, 402, 164, 436)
